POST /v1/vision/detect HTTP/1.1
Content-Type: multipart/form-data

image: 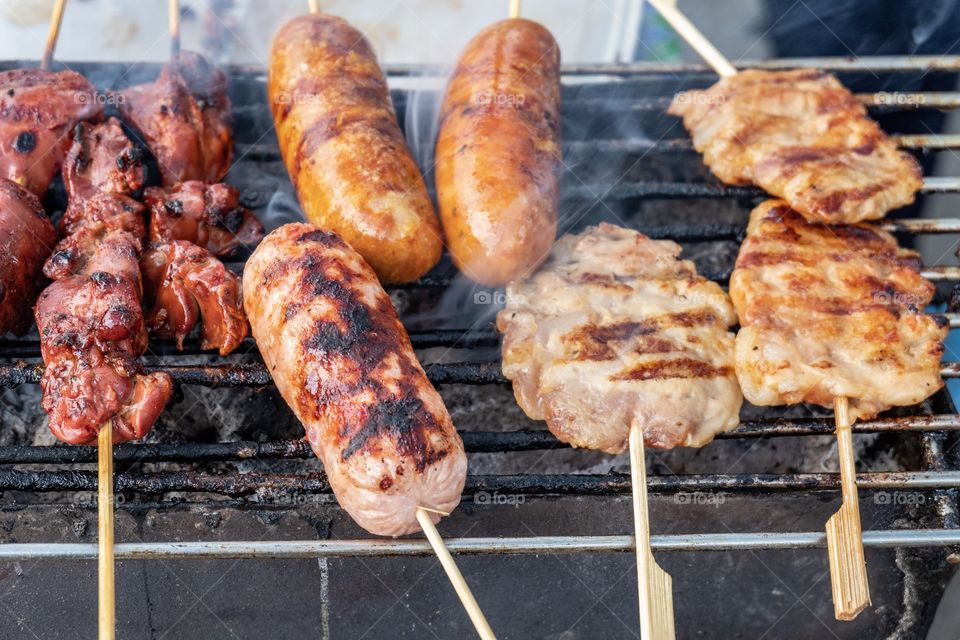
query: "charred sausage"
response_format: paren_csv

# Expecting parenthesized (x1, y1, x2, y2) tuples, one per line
(435, 19, 561, 286)
(268, 15, 442, 284)
(243, 223, 466, 536)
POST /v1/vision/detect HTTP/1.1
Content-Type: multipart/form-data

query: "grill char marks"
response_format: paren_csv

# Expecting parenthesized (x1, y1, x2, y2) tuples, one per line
(242, 223, 466, 536)
(730, 199, 947, 421)
(668, 68, 922, 224)
(498, 223, 742, 453)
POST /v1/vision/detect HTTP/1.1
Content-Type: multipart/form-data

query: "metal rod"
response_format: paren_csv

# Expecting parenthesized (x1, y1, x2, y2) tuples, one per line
(0, 470, 957, 496)
(0, 529, 957, 561)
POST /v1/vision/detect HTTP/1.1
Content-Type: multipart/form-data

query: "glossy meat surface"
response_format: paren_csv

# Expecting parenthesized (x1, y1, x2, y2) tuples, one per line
(244, 223, 466, 536)
(730, 200, 946, 421)
(0, 179, 56, 335)
(0, 69, 103, 196)
(268, 14, 441, 283)
(119, 51, 233, 185)
(144, 181, 263, 256)
(436, 18, 561, 285)
(668, 69, 922, 223)
(142, 240, 247, 355)
(63, 118, 145, 203)
(497, 223, 742, 453)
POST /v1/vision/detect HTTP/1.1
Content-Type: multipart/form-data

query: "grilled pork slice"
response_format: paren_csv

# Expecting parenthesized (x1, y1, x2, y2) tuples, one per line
(0, 179, 57, 335)
(119, 51, 233, 185)
(63, 118, 145, 204)
(144, 181, 264, 256)
(142, 240, 248, 355)
(0, 69, 103, 196)
(730, 199, 947, 422)
(497, 223, 742, 453)
(668, 69, 922, 224)
(244, 223, 467, 536)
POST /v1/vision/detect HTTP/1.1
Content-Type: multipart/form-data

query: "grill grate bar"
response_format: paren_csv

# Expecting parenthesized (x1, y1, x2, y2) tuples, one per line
(0, 470, 956, 496)
(0, 529, 956, 561)
(1, 416, 959, 465)
(4, 360, 960, 388)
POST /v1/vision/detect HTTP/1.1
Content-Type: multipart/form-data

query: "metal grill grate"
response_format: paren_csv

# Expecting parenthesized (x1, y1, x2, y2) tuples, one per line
(0, 55, 959, 565)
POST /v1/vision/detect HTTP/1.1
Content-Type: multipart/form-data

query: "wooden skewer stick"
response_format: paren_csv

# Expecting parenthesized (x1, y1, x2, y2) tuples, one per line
(415, 507, 497, 640)
(826, 396, 871, 620)
(97, 422, 116, 640)
(645, 0, 736, 77)
(41, 0, 67, 71)
(508, 0, 521, 19)
(629, 426, 676, 640)
(308, 0, 320, 15)
(169, 0, 181, 57)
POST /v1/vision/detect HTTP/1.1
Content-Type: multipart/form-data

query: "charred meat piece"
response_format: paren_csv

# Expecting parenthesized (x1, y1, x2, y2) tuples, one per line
(243, 223, 467, 536)
(668, 69, 922, 224)
(142, 240, 248, 355)
(497, 223, 742, 453)
(119, 51, 233, 185)
(0, 178, 57, 335)
(63, 118, 145, 203)
(35, 230, 172, 445)
(730, 199, 947, 421)
(0, 69, 103, 196)
(144, 181, 263, 256)
(45, 194, 145, 281)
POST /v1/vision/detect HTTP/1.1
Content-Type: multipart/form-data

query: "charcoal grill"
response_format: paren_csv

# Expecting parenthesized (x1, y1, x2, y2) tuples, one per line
(1, 55, 960, 639)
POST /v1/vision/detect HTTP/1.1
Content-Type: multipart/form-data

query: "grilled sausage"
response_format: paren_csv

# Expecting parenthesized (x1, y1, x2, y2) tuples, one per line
(268, 15, 442, 284)
(0, 178, 56, 335)
(435, 19, 561, 286)
(243, 223, 467, 536)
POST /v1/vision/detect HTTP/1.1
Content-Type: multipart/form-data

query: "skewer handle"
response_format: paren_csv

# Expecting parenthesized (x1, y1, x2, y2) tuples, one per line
(508, 0, 521, 19)
(98, 422, 116, 640)
(645, 0, 737, 77)
(41, 0, 67, 70)
(308, 0, 320, 14)
(169, 0, 181, 56)
(826, 396, 871, 620)
(629, 426, 676, 640)
(416, 508, 496, 640)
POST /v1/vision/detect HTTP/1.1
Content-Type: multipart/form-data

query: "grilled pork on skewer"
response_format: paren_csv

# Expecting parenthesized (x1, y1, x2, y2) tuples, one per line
(119, 51, 233, 186)
(668, 69, 922, 224)
(243, 223, 467, 536)
(0, 179, 57, 335)
(144, 180, 264, 256)
(730, 199, 947, 422)
(0, 68, 102, 196)
(36, 118, 173, 445)
(497, 223, 742, 453)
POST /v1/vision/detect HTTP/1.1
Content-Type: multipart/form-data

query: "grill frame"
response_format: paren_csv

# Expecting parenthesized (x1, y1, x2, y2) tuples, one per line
(0, 55, 958, 570)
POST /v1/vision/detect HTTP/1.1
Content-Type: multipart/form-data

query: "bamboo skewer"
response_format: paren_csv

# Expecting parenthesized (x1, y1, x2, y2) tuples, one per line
(629, 427, 676, 640)
(97, 422, 116, 640)
(827, 397, 871, 620)
(508, 0, 521, 19)
(647, 0, 872, 621)
(308, 0, 320, 15)
(41, 0, 67, 70)
(416, 508, 496, 640)
(169, 0, 180, 56)
(645, 0, 736, 77)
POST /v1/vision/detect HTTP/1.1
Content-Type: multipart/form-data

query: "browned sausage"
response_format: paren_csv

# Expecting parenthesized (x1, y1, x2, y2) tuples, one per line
(435, 19, 561, 286)
(243, 223, 466, 536)
(0, 178, 56, 335)
(268, 15, 442, 284)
